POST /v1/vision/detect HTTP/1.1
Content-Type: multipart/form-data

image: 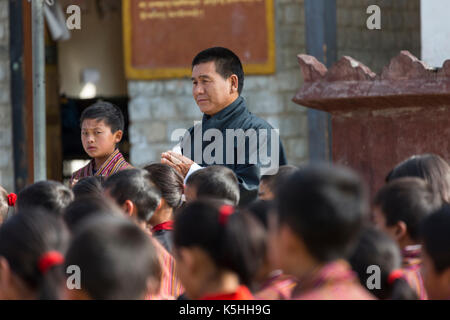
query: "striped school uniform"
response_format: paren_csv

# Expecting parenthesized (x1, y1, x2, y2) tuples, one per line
(290, 260, 376, 300)
(402, 245, 428, 300)
(146, 235, 184, 300)
(255, 270, 296, 300)
(200, 285, 254, 300)
(70, 149, 132, 186)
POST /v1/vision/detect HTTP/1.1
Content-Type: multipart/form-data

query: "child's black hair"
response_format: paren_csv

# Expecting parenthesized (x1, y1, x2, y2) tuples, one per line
(63, 196, 123, 233)
(386, 153, 450, 203)
(0, 209, 70, 299)
(277, 164, 368, 263)
(80, 100, 124, 133)
(144, 163, 184, 209)
(374, 177, 442, 242)
(192, 47, 244, 95)
(16, 180, 74, 217)
(349, 226, 418, 300)
(72, 176, 106, 199)
(103, 169, 161, 223)
(260, 165, 298, 197)
(421, 204, 450, 273)
(186, 165, 240, 205)
(65, 215, 161, 299)
(173, 199, 265, 287)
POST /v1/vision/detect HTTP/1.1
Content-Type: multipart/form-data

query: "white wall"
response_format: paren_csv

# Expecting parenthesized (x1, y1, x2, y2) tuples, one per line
(421, 0, 450, 67)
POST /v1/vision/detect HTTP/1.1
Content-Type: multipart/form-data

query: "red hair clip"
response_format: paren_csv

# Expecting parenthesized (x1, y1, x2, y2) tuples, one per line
(38, 251, 65, 275)
(218, 204, 234, 225)
(387, 269, 404, 285)
(7, 193, 17, 207)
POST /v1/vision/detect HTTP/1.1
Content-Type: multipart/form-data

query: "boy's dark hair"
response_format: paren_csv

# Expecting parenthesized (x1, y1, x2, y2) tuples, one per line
(63, 196, 123, 233)
(386, 153, 450, 203)
(72, 176, 106, 200)
(16, 180, 74, 217)
(374, 177, 442, 242)
(0, 209, 70, 299)
(192, 47, 244, 95)
(186, 165, 240, 205)
(80, 101, 124, 133)
(260, 165, 298, 197)
(349, 226, 418, 300)
(421, 204, 450, 273)
(173, 199, 265, 286)
(65, 215, 161, 299)
(277, 164, 367, 262)
(103, 169, 161, 223)
(144, 163, 184, 209)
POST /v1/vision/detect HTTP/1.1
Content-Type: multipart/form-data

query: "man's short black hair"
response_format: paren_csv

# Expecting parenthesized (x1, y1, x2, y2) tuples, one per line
(192, 47, 244, 95)
(277, 164, 368, 263)
(186, 165, 240, 205)
(80, 101, 124, 133)
(374, 177, 442, 242)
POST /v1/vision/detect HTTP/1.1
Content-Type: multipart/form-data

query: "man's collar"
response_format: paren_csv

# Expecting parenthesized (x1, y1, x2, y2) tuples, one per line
(203, 96, 243, 121)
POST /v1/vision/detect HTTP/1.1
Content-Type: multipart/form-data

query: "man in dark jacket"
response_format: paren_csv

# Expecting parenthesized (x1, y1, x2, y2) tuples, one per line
(162, 47, 287, 205)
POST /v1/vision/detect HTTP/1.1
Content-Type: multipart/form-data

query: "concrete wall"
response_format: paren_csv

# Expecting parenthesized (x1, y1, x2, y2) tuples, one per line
(58, 0, 127, 97)
(421, 0, 450, 68)
(337, 0, 421, 73)
(0, 0, 14, 192)
(128, 0, 309, 168)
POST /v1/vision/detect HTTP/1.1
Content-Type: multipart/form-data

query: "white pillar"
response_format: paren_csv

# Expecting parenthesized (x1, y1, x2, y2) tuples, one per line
(421, 0, 450, 68)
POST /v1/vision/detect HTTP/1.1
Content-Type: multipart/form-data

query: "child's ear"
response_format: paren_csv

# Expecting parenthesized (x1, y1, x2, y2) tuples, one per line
(156, 199, 163, 211)
(114, 130, 123, 144)
(394, 221, 408, 240)
(122, 200, 135, 217)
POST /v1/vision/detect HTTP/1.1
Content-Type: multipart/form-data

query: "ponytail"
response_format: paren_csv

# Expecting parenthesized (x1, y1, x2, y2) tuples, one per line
(387, 270, 418, 300)
(174, 200, 266, 286)
(0, 209, 69, 299)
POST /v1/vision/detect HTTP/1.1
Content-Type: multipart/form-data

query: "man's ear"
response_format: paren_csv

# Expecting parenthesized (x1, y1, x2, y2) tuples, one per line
(229, 74, 239, 94)
(114, 130, 123, 144)
(156, 199, 164, 211)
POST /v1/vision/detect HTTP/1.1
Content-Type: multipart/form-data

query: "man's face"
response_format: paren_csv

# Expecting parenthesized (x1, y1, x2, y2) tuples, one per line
(81, 119, 121, 160)
(191, 61, 237, 116)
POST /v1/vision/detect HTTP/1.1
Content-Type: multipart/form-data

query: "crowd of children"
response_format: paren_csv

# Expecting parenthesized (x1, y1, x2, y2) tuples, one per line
(0, 101, 449, 300)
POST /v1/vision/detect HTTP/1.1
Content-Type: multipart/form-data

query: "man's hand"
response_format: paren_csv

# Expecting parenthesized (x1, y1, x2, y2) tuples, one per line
(161, 151, 194, 178)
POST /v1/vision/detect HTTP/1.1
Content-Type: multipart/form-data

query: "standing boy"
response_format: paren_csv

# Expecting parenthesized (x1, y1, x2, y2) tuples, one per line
(70, 101, 132, 186)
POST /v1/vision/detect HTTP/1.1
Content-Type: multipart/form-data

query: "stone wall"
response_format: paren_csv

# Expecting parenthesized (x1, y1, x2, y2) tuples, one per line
(337, 0, 421, 73)
(128, 0, 309, 168)
(0, 0, 14, 192)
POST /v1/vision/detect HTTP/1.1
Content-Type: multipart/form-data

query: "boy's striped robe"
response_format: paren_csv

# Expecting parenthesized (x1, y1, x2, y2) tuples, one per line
(70, 149, 132, 186)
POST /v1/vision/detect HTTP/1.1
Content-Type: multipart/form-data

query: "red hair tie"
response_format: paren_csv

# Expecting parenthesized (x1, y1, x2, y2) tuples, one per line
(219, 204, 234, 225)
(387, 269, 404, 285)
(38, 251, 64, 275)
(7, 193, 17, 207)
